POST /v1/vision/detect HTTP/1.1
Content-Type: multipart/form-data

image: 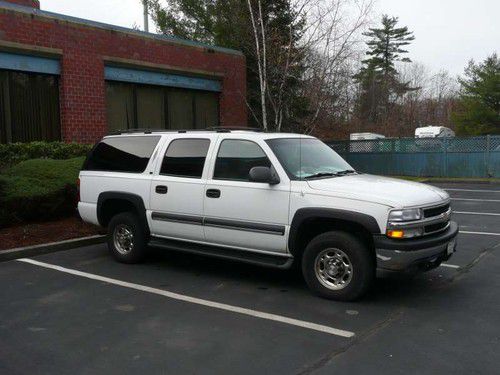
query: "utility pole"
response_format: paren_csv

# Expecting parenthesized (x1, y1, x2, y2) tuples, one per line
(143, 0, 149, 32)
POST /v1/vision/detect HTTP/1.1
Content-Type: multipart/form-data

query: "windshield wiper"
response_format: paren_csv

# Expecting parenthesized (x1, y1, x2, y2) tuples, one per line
(334, 169, 357, 175)
(304, 172, 339, 180)
(304, 170, 357, 180)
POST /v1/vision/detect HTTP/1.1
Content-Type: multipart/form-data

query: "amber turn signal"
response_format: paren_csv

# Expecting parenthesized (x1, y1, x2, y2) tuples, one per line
(387, 230, 404, 238)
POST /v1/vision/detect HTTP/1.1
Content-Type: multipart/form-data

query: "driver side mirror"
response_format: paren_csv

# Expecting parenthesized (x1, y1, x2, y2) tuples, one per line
(249, 166, 280, 185)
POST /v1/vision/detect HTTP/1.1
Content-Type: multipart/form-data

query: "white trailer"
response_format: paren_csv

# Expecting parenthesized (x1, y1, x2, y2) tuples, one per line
(350, 132, 386, 141)
(415, 126, 455, 138)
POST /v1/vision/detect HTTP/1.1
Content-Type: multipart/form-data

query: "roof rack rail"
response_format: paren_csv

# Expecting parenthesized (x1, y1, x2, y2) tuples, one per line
(107, 127, 264, 136)
(108, 128, 168, 135)
(205, 126, 264, 133)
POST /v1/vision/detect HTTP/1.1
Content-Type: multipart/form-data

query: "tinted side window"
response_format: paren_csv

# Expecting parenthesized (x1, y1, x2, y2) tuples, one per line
(161, 139, 210, 178)
(84, 136, 160, 173)
(213, 140, 271, 181)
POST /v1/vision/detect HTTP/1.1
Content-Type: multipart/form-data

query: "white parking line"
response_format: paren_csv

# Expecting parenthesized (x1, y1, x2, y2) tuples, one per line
(454, 211, 500, 216)
(440, 263, 460, 269)
(17, 258, 354, 338)
(460, 230, 500, 236)
(444, 189, 500, 193)
(451, 198, 500, 202)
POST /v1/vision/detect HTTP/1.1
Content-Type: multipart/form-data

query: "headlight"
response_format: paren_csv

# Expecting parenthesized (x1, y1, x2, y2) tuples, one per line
(387, 208, 424, 239)
(388, 208, 422, 222)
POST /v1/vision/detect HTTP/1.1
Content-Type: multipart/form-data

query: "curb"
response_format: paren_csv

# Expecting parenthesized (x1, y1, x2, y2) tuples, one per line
(0, 235, 106, 262)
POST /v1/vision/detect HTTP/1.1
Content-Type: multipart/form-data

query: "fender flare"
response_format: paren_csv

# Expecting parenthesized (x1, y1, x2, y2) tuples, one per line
(97, 192, 149, 233)
(288, 208, 381, 255)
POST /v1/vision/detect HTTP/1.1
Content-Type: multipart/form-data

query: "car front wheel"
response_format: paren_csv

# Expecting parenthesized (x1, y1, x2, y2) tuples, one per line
(302, 231, 374, 301)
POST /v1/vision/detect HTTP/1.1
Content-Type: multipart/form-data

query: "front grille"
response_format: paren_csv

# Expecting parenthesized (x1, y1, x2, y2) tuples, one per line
(424, 203, 450, 218)
(424, 221, 449, 234)
(388, 202, 451, 238)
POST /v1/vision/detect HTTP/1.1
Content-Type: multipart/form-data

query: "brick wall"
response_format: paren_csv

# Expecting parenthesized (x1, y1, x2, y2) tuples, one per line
(4, 0, 39, 8)
(0, 5, 247, 143)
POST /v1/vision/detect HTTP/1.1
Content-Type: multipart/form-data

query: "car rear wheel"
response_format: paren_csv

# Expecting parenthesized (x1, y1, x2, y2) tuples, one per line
(302, 231, 374, 301)
(107, 212, 147, 263)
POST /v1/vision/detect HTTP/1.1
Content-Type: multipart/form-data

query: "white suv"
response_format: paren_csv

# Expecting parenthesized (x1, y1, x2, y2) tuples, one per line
(78, 129, 458, 301)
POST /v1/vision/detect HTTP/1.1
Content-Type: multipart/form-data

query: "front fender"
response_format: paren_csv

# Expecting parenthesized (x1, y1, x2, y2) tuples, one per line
(288, 208, 381, 255)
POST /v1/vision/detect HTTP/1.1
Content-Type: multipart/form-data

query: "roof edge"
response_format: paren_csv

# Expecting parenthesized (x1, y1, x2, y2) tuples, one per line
(0, 1, 244, 57)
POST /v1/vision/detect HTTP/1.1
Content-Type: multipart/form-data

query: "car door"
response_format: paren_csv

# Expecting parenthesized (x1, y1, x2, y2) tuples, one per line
(149, 135, 217, 242)
(203, 136, 290, 253)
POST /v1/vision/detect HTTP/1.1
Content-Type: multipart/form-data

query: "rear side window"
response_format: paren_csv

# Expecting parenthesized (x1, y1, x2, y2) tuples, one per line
(83, 136, 160, 173)
(213, 139, 271, 181)
(160, 139, 210, 178)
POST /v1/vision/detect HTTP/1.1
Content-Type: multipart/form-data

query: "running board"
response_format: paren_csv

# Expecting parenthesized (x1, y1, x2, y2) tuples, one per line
(149, 238, 294, 269)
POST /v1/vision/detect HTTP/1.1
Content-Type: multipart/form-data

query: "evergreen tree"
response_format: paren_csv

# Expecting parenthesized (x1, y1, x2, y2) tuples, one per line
(452, 53, 500, 135)
(354, 15, 415, 125)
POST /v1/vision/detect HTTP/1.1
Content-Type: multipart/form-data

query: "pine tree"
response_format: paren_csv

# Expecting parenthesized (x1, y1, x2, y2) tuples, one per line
(452, 53, 500, 135)
(354, 15, 415, 125)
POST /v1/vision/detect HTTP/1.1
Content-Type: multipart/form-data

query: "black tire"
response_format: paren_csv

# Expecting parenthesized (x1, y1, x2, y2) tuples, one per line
(107, 212, 148, 263)
(302, 231, 374, 301)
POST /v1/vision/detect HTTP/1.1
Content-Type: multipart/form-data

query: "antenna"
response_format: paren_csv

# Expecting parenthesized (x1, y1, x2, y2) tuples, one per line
(143, 0, 149, 32)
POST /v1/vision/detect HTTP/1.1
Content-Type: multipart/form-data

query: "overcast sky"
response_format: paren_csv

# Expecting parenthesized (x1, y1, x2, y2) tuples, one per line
(41, 0, 499, 76)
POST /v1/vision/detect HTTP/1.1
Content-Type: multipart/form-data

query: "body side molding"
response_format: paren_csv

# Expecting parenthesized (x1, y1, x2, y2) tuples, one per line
(151, 212, 203, 225)
(204, 217, 285, 236)
(150, 212, 286, 236)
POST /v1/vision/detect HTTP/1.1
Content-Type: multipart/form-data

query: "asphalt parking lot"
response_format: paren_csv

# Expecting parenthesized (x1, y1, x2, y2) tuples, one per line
(1, 182, 499, 375)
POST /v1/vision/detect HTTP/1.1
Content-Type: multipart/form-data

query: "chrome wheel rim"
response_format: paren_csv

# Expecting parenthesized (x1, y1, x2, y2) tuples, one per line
(113, 224, 134, 255)
(315, 248, 353, 290)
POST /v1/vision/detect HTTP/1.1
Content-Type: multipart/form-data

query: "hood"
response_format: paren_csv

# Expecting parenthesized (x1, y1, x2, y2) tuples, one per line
(306, 174, 449, 208)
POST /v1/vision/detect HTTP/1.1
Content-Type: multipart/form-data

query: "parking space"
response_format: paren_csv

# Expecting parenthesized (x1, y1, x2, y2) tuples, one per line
(1, 182, 499, 374)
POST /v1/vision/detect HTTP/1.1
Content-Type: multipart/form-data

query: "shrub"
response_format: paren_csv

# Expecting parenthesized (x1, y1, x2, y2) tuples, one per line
(0, 142, 92, 169)
(0, 157, 85, 227)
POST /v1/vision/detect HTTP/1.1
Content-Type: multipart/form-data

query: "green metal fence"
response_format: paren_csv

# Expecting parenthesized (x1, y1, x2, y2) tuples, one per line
(326, 136, 500, 178)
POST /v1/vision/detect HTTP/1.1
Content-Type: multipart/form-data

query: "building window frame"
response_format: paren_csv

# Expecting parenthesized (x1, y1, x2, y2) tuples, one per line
(105, 80, 220, 132)
(0, 69, 61, 144)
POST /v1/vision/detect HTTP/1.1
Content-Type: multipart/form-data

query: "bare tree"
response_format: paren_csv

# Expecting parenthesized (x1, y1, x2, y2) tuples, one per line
(396, 62, 459, 135)
(246, 0, 269, 130)
(246, 0, 374, 133)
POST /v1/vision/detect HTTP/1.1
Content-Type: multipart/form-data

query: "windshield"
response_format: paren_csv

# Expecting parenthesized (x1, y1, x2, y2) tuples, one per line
(266, 138, 354, 180)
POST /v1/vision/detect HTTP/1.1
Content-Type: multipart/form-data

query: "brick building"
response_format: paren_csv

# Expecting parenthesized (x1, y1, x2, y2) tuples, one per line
(0, 0, 247, 143)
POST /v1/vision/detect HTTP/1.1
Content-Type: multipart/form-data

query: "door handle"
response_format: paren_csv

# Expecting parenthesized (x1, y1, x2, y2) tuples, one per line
(206, 189, 221, 198)
(155, 185, 168, 194)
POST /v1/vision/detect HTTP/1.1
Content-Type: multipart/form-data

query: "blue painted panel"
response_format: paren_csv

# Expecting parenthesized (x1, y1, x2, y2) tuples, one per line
(104, 66, 221, 92)
(490, 151, 500, 178)
(446, 153, 487, 178)
(331, 136, 500, 178)
(0, 52, 60, 75)
(343, 152, 500, 178)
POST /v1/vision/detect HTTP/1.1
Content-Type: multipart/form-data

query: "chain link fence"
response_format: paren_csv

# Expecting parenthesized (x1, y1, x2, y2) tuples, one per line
(326, 135, 500, 178)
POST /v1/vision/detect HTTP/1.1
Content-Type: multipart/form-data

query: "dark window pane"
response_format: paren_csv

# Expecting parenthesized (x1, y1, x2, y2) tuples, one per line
(0, 71, 9, 143)
(106, 82, 135, 132)
(168, 89, 194, 129)
(214, 140, 271, 181)
(136, 86, 165, 129)
(161, 139, 210, 178)
(105, 81, 220, 132)
(195, 91, 219, 129)
(84, 136, 161, 173)
(5, 71, 60, 143)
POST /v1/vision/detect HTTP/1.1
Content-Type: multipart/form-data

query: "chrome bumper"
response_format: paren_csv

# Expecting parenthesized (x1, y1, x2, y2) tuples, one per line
(374, 221, 459, 272)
